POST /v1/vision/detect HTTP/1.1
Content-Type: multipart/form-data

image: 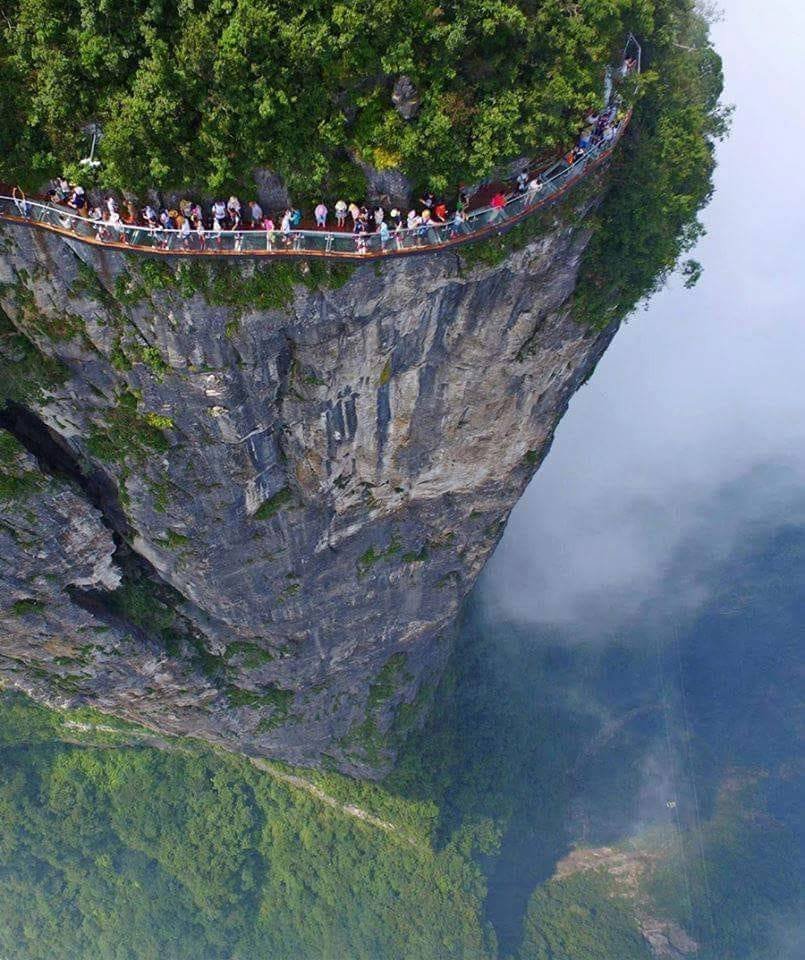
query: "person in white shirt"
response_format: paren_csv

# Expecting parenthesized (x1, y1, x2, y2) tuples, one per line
(335, 199, 347, 228)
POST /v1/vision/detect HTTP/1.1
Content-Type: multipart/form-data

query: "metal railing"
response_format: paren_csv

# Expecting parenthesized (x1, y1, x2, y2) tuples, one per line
(0, 115, 630, 262)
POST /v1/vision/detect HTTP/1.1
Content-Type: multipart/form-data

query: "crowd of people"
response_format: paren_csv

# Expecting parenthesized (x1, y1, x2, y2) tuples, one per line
(13, 101, 624, 255)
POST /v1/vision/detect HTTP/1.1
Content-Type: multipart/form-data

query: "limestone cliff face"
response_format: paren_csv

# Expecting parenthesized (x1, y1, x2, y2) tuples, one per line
(0, 206, 615, 775)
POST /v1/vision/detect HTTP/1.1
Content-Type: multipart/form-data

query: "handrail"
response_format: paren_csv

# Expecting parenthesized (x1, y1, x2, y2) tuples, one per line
(0, 113, 631, 263)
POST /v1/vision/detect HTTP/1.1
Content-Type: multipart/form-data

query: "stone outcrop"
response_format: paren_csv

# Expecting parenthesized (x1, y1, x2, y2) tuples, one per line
(0, 196, 616, 775)
(391, 76, 421, 120)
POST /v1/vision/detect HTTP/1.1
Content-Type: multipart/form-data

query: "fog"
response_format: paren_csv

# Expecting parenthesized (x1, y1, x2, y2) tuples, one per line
(480, 0, 805, 630)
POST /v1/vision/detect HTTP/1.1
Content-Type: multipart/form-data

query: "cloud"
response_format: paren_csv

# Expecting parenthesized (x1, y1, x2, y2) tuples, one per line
(479, 0, 805, 633)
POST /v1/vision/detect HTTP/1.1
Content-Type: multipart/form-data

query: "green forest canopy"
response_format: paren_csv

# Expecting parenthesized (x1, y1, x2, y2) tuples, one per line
(2, 0, 690, 199)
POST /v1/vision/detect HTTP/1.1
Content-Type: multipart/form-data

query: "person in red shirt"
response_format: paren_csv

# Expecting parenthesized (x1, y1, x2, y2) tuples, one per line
(491, 192, 507, 213)
(433, 201, 448, 223)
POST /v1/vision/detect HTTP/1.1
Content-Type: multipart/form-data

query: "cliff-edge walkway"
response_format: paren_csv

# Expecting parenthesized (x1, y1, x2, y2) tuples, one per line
(0, 42, 641, 262)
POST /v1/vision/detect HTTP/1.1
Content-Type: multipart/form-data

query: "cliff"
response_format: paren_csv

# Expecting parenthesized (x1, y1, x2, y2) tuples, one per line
(0, 201, 616, 775)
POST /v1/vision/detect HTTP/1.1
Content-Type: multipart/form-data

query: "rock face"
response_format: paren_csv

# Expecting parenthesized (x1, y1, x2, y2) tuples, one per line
(391, 76, 421, 120)
(0, 200, 616, 775)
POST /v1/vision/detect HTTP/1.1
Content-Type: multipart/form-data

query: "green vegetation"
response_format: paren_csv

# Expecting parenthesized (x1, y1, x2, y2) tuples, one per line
(0, 430, 43, 502)
(378, 358, 392, 387)
(112, 258, 353, 316)
(144, 410, 174, 430)
(516, 871, 651, 960)
(10, 597, 45, 616)
(85, 390, 171, 464)
(159, 528, 189, 549)
(253, 486, 293, 521)
(0, 309, 68, 406)
(357, 533, 402, 576)
(647, 778, 802, 960)
(574, 5, 729, 326)
(340, 652, 413, 765)
(0, 690, 494, 960)
(224, 683, 293, 718)
(368, 653, 412, 711)
(0, 0, 655, 200)
(225, 641, 274, 669)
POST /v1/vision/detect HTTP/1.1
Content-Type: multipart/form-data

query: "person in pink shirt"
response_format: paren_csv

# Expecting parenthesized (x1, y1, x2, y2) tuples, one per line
(314, 202, 328, 228)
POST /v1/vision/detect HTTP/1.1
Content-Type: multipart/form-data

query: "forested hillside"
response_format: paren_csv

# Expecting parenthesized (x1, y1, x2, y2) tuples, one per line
(0, 693, 495, 960)
(2, 0, 695, 198)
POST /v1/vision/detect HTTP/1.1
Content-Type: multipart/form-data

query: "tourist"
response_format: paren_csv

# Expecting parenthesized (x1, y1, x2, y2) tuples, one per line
(180, 216, 192, 248)
(433, 200, 448, 223)
(196, 218, 206, 250)
(68, 185, 86, 214)
(108, 208, 123, 234)
(517, 170, 528, 193)
(490, 191, 507, 214)
(11, 186, 30, 218)
(353, 214, 367, 254)
(390, 208, 403, 229)
(379, 219, 390, 250)
(212, 216, 223, 248)
(249, 200, 263, 226)
(374, 206, 385, 228)
(527, 175, 543, 199)
(450, 208, 467, 237)
(212, 199, 226, 223)
(290, 207, 302, 229)
(280, 208, 293, 245)
(53, 177, 70, 202)
(418, 209, 431, 244)
(315, 201, 328, 228)
(93, 211, 107, 241)
(227, 196, 241, 225)
(406, 209, 418, 230)
(335, 199, 347, 228)
(420, 188, 435, 210)
(348, 201, 360, 226)
(263, 214, 275, 249)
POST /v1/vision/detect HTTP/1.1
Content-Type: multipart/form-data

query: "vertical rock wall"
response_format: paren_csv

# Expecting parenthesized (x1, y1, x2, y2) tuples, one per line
(0, 204, 616, 775)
